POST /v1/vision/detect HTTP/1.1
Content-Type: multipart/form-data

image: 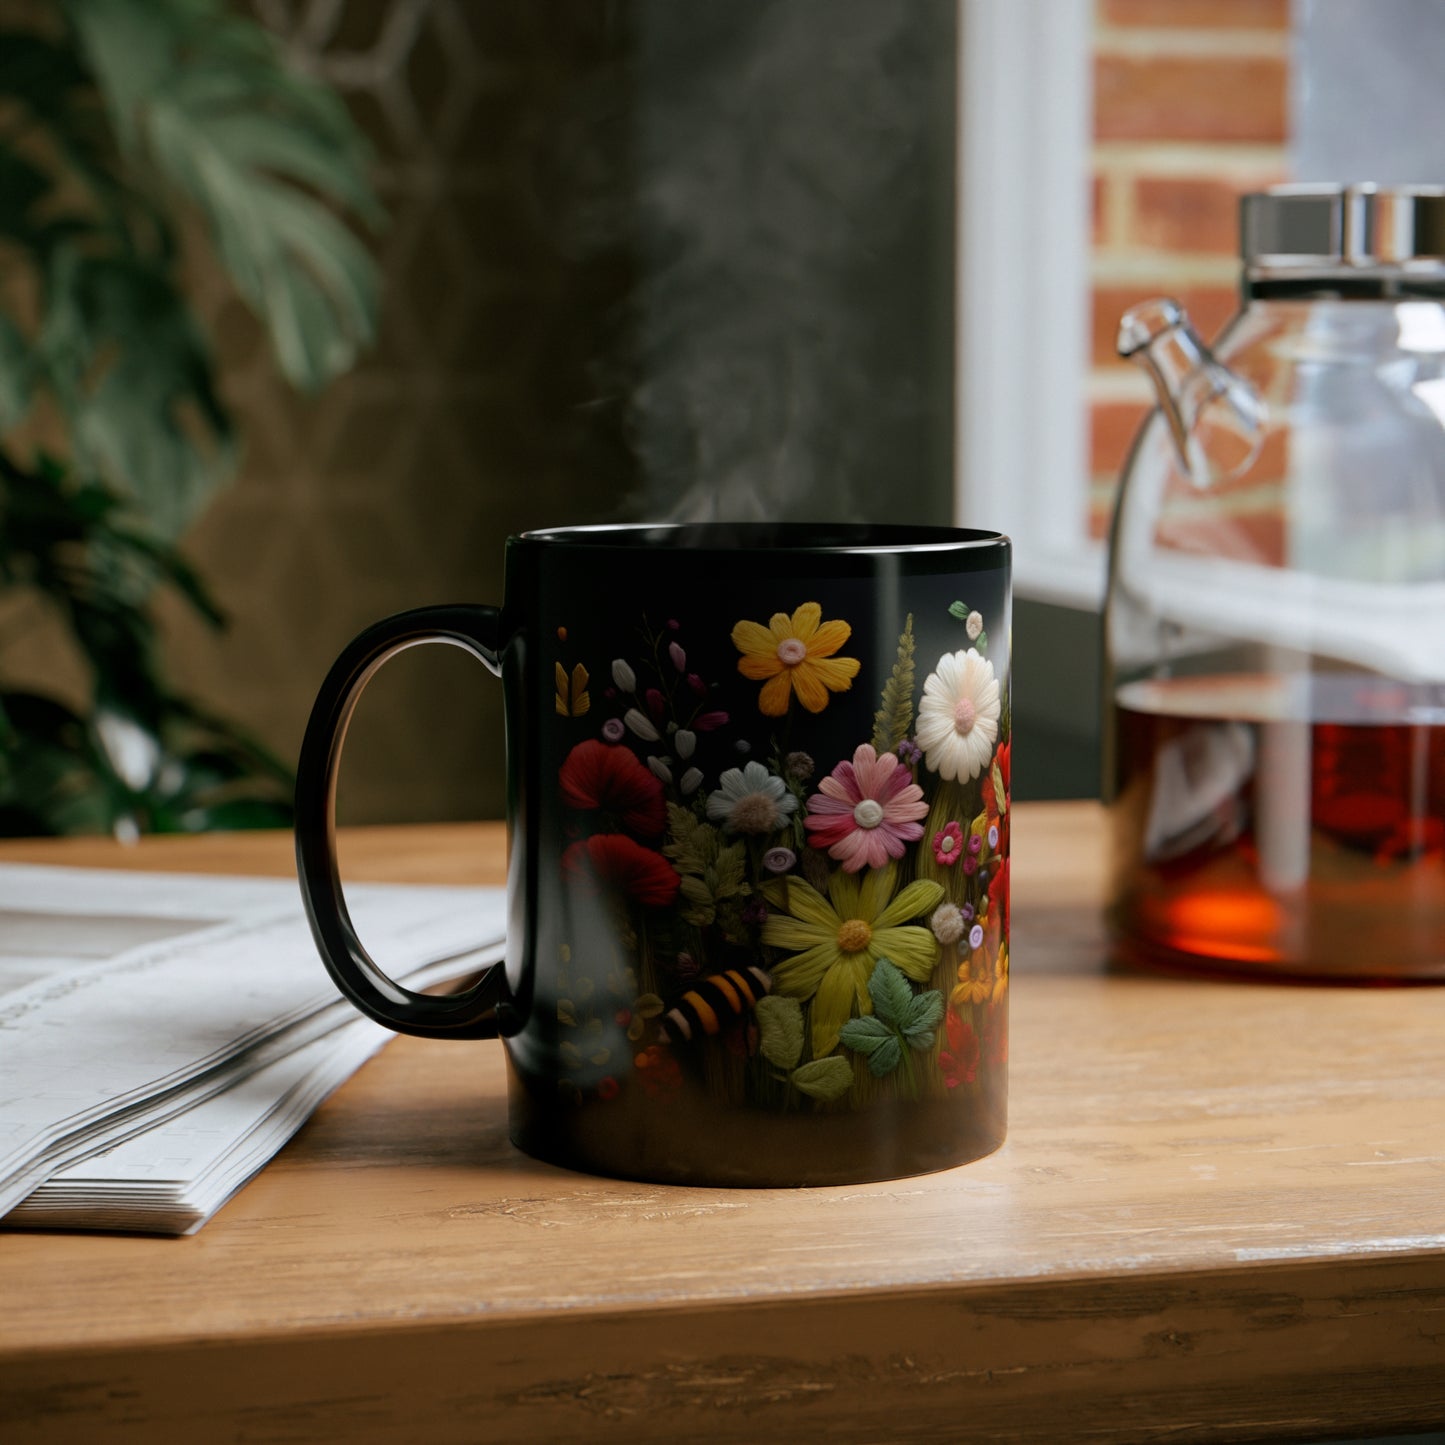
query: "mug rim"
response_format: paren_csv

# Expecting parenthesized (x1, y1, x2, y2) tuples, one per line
(514, 522, 1010, 555)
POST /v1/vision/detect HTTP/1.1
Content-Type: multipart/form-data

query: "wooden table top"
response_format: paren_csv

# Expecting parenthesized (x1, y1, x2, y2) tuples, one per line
(2, 803, 1443, 1444)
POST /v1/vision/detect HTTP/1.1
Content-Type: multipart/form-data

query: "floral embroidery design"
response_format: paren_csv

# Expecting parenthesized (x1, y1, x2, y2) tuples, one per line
(916, 647, 1001, 782)
(559, 739, 667, 838)
(563, 834, 681, 908)
(804, 744, 928, 873)
(939, 1010, 979, 1088)
(707, 761, 799, 835)
(760, 864, 943, 1056)
(932, 819, 964, 867)
(731, 602, 860, 716)
(553, 601, 1009, 1112)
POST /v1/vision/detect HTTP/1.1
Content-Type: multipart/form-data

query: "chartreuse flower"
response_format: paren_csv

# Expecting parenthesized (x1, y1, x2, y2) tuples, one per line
(760, 864, 943, 1057)
(731, 602, 860, 716)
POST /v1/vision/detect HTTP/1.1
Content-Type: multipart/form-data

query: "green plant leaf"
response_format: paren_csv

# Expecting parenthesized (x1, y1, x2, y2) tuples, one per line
(866, 957, 913, 1027)
(871, 613, 915, 754)
(37, 248, 235, 536)
(837, 1015, 892, 1054)
(0, 316, 31, 430)
(756, 994, 804, 1070)
(634, 993, 665, 1020)
(710, 840, 749, 899)
(677, 875, 716, 926)
(67, 0, 383, 393)
(862, 1034, 901, 1077)
(790, 1056, 853, 1101)
(664, 802, 720, 875)
(902, 992, 944, 1054)
(948, 600, 969, 621)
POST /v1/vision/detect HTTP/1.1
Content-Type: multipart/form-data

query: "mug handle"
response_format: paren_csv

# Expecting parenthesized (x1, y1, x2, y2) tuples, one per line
(295, 604, 508, 1039)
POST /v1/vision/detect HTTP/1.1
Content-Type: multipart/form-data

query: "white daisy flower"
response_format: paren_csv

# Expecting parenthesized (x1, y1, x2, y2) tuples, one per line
(915, 648, 1001, 782)
(705, 761, 799, 835)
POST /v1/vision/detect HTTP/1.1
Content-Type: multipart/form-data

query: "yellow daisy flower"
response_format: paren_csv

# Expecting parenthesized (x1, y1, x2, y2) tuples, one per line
(992, 942, 1009, 1004)
(760, 864, 943, 1056)
(951, 958, 992, 1009)
(731, 602, 860, 716)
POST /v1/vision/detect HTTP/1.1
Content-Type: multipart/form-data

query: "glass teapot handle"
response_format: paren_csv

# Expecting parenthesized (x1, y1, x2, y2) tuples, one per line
(1118, 297, 1267, 487)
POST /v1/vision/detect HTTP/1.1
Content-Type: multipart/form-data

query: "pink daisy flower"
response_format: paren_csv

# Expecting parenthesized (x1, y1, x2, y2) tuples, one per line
(804, 743, 929, 873)
(933, 820, 964, 867)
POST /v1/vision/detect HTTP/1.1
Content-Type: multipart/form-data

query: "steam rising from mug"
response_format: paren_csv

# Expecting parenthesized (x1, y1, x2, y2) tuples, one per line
(556, 1, 953, 525)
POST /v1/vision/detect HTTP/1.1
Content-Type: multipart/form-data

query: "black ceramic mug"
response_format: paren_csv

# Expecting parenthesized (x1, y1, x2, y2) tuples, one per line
(296, 523, 1011, 1186)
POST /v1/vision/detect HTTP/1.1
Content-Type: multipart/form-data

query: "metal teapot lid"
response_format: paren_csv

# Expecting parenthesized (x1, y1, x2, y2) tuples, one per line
(1242, 185, 1445, 293)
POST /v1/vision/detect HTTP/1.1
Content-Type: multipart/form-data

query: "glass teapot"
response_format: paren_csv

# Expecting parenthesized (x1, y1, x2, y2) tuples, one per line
(1105, 184, 1445, 980)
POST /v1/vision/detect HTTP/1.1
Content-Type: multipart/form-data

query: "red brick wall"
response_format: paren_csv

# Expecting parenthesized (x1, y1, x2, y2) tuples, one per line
(1087, 0, 1290, 538)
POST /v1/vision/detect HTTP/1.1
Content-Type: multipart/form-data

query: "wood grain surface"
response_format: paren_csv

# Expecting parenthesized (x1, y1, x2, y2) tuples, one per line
(2, 804, 1443, 1444)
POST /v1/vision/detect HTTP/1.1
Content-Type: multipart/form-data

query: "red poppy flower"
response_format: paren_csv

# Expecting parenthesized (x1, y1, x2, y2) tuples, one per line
(559, 739, 666, 837)
(939, 1009, 979, 1088)
(563, 833, 681, 908)
(988, 857, 1009, 935)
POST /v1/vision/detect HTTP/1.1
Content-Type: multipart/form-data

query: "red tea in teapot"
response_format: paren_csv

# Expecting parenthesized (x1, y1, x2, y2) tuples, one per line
(1109, 673, 1445, 980)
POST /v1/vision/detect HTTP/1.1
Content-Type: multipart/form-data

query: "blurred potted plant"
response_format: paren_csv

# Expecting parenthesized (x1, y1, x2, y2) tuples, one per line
(0, 0, 380, 835)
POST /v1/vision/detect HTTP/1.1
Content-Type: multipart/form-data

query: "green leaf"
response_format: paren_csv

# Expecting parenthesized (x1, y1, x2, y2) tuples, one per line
(866, 957, 913, 1028)
(664, 802, 720, 875)
(67, 0, 382, 393)
(107, 525, 225, 627)
(790, 1056, 854, 1101)
(756, 994, 805, 1070)
(837, 1015, 892, 1054)
(948, 601, 969, 621)
(871, 613, 915, 755)
(710, 841, 749, 899)
(0, 316, 31, 430)
(677, 875, 716, 926)
(862, 1034, 901, 1077)
(38, 249, 235, 536)
(174, 797, 291, 831)
(902, 989, 945, 1046)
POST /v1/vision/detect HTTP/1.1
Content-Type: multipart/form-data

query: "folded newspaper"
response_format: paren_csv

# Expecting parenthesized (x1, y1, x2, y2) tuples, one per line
(0, 863, 506, 1235)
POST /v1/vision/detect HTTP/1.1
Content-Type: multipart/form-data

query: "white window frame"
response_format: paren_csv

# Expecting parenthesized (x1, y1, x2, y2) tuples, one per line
(955, 0, 1104, 611)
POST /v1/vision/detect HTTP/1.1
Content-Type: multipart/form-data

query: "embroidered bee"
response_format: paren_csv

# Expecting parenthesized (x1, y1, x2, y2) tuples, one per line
(555, 661, 590, 717)
(660, 967, 772, 1043)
